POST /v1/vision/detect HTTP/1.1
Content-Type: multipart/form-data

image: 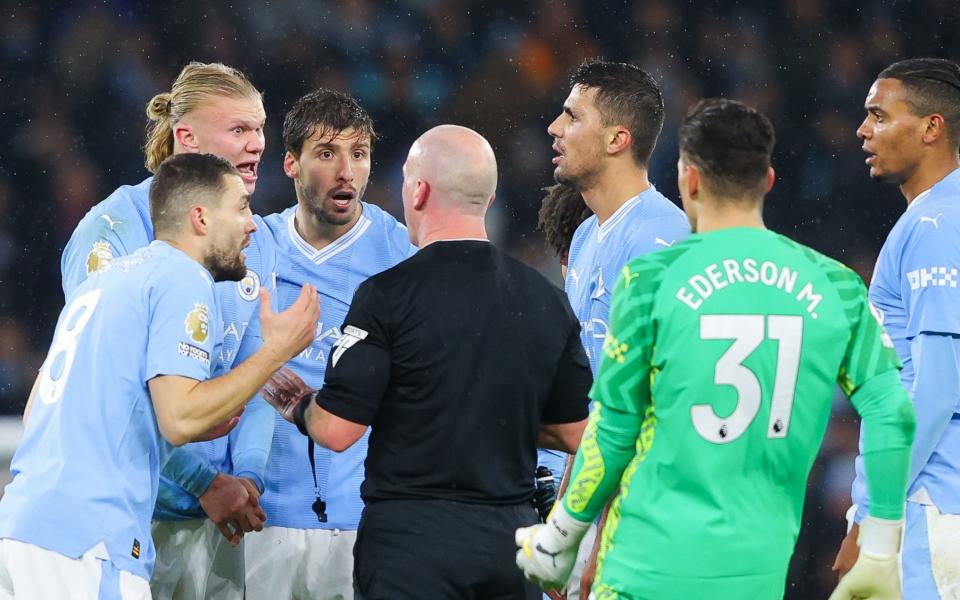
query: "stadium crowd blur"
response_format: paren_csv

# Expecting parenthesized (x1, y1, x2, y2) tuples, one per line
(0, 0, 957, 597)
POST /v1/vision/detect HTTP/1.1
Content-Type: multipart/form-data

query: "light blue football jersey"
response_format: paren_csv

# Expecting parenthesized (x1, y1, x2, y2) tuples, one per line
(153, 216, 277, 518)
(854, 167, 960, 515)
(540, 186, 690, 484)
(0, 242, 220, 580)
(61, 177, 154, 298)
(564, 185, 691, 372)
(241, 203, 415, 530)
(59, 177, 275, 519)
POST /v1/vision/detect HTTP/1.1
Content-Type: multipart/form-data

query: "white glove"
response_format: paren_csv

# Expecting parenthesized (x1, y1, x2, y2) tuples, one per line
(829, 516, 903, 600)
(515, 506, 591, 591)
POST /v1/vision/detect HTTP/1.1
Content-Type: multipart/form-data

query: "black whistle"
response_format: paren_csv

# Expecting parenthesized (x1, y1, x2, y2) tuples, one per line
(312, 499, 328, 523)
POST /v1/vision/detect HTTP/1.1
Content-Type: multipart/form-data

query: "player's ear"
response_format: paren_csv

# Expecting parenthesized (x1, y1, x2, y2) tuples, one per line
(686, 163, 700, 198)
(174, 122, 199, 153)
(283, 151, 300, 179)
(607, 126, 632, 157)
(922, 113, 947, 145)
(765, 167, 776, 194)
(189, 205, 208, 234)
(413, 179, 430, 210)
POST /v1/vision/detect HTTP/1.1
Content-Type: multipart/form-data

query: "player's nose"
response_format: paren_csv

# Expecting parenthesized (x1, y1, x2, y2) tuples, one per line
(337, 157, 355, 182)
(547, 114, 563, 139)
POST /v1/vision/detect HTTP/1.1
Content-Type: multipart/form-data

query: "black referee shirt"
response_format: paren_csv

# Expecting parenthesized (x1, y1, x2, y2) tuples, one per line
(315, 240, 592, 506)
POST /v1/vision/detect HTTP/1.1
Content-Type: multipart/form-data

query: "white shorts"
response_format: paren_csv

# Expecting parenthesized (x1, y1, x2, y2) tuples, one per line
(0, 538, 150, 599)
(245, 526, 356, 600)
(150, 518, 244, 600)
(904, 502, 960, 599)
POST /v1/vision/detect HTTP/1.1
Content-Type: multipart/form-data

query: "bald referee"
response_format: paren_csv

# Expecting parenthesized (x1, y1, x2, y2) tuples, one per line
(264, 124, 592, 599)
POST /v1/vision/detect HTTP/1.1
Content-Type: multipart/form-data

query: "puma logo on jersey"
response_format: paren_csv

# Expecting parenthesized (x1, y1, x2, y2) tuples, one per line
(567, 269, 580, 290)
(919, 213, 943, 228)
(100, 214, 122, 230)
(654, 237, 674, 247)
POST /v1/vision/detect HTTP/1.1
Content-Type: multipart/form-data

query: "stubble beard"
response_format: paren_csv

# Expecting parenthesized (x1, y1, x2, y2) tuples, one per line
(206, 245, 247, 282)
(301, 179, 365, 227)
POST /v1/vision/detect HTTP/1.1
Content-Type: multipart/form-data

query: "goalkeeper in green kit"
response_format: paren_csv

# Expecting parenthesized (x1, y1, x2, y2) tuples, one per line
(516, 99, 917, 600)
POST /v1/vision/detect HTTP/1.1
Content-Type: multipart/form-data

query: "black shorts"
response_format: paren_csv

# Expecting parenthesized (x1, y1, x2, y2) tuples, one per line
(354, 498, 541, 600)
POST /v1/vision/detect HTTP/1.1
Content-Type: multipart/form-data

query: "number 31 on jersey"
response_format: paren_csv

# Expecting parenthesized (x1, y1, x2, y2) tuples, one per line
(693, 314, 802, 444)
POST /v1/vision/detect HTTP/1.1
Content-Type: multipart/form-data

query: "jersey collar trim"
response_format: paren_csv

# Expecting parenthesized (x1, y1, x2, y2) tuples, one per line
(286, 207, 372, 265)
(597, 187, 651, 243)
(907, 188, 933, 212)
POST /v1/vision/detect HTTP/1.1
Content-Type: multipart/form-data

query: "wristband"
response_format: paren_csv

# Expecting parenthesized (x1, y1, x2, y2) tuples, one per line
(858, 516, 903, 556)
(293, 391, 316, 437)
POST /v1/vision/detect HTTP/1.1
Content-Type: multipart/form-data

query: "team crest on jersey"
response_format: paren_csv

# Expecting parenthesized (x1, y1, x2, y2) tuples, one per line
(237, 270, 260, 301)
(85, 240, 114, 275)
(185, 303, 210, 343)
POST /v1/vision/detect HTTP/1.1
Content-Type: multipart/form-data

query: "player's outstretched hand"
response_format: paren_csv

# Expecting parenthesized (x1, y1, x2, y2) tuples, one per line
(259, 285, 320, 364)
(262, 367, 313, 424)
(829, 517, 902, 600)
(515, 507, 589, 592)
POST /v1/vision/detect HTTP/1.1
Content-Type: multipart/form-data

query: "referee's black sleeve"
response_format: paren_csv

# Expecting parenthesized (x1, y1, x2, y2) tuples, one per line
(541, 318, 592, 424)
(316, 280, 392, 426)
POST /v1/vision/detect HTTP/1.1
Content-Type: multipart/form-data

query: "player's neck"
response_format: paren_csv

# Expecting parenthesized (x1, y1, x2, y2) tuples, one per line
(901, 155, 960, 204)
(416, 212, 488, 247)
(294, 204, 362, 250)
(156, 236, 205, 266)
(695, 200, 765, 233)
(582, 165, 650, 225)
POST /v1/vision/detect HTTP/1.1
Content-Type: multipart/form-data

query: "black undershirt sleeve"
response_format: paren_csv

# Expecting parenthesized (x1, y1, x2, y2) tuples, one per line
(541, 317, 593, 424)
(315, 280, 393, 426)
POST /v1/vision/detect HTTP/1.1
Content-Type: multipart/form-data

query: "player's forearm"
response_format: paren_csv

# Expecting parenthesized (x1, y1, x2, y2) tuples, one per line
(562, 403, 639, 523)
(155, 345, 288, 445)
(907, 333, 960, 485)
(852, 370, 916, 520)
(230, 395, 276, 492)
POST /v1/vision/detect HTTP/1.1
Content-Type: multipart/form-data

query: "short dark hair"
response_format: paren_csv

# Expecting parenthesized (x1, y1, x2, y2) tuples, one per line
(150, 153, 240, 236)
(538, 184, 593, 260)
(878, 58, 960, 146)
(570, 59, 664, 166)
(282, 88, 377, 157)
(678, 99, 775, 200)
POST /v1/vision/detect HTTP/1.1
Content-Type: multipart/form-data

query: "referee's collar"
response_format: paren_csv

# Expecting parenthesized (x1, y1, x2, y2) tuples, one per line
(421, 237, 490, 248)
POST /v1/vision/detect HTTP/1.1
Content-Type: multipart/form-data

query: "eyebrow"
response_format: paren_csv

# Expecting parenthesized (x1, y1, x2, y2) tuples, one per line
(228, 117, 266, 128)
(865, 104, 885, 114)
(314, 140, 371, 152)
(563, 105, 576, 118)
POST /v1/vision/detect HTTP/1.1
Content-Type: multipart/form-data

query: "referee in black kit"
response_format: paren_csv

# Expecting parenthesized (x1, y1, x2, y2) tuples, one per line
(265, 124, 592, 600)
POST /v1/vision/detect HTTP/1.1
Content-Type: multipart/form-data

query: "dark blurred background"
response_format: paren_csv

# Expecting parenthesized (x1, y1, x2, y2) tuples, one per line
(0, 0, 957, 597)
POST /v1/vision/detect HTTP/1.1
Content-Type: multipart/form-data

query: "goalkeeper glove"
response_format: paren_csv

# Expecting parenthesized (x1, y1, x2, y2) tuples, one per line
(829, 516, 902, 600)
(515, 505, 590, 591)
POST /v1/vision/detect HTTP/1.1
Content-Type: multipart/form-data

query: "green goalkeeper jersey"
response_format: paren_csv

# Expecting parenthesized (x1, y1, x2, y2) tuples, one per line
(576, 227, 908, 599)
